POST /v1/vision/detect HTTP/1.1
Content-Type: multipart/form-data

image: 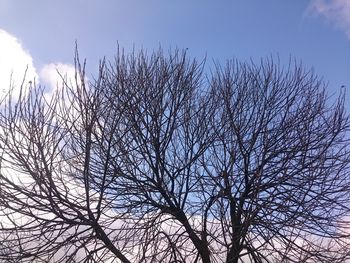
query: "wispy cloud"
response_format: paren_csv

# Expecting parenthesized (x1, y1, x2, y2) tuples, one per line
(308, 0, 350, 39)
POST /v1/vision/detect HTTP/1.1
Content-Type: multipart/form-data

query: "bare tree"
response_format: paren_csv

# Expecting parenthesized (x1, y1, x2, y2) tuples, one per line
(0, 49, 349, 263)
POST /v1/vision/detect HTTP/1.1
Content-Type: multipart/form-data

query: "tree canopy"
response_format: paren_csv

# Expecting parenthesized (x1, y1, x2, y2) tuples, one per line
(0, 49, 349, 263)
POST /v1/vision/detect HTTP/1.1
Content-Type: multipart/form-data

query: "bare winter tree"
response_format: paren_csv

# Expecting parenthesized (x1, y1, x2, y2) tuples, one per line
(0, 49, 349, 263)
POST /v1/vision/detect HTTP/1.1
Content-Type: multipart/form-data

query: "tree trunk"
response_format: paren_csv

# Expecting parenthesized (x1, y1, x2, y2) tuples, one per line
(226, 243, 241, 263)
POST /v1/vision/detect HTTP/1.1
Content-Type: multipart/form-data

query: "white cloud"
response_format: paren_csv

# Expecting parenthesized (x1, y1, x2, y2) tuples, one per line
(0, 29, 38, 99)
(40, 63, 77, 91)
(308, 0, 350, 38)
(39, 62, 89, 103)
(0, 29, 80, 103)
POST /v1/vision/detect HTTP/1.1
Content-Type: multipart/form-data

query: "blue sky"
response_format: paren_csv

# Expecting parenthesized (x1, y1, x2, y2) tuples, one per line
(0, 0, 349, 105)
